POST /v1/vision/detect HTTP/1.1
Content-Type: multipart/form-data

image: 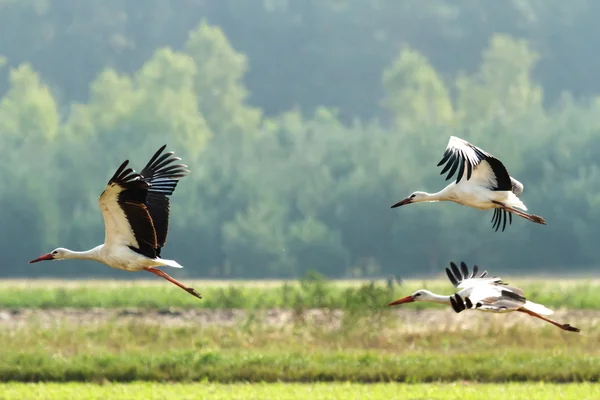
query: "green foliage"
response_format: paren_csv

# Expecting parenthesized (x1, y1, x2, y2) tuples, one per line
(0, 9, 599, 278)
(2, 0, 600, 120)
(382, 45, 454, 131)
(0, 63, 59, 141)
(456, 34, 543, 127)
(185, 20, 262, 136)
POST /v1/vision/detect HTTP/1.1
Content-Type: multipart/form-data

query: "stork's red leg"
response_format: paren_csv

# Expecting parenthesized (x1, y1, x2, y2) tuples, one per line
(517, 308, 580, 332)
(144, 267, 202, 299)
(492, 201, 547, 225)
(505, 207, 546, 225)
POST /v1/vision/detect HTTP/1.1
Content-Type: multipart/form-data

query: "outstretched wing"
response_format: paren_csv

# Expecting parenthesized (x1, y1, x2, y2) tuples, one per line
(450, 290, 525, 314)
(437, 136, 512, 191)
(138, 145, 189, 257)
(99, 159, 158, 259)
(445, 261, 507, 289)
(98, 145, 189, 260)
(446, 261, 527, 313)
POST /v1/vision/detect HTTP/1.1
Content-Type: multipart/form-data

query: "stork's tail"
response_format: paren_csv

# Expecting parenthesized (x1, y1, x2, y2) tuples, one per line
(523, 300, 553, 316)
(157, 258, 184, 268)
(506, 192, 527, 211)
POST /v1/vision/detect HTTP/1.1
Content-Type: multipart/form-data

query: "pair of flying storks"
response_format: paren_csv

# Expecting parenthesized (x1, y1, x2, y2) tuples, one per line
(387, 137, 578, 333)
(29, 139, 579, 332)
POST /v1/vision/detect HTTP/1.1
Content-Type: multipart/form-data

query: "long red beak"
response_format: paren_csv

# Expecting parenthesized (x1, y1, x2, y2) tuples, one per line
(391, 198, 412, 208)
(29, 253, 54, 264)
(387, 295, 415, 306)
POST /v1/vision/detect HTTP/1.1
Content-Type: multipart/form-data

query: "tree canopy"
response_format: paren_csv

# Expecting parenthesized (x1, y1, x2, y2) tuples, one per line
(1, 1, 599, 279)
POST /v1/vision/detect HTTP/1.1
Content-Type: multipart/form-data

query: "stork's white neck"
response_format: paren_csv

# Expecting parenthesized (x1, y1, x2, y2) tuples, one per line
(61, 246, 102, 261)
(423, 292, 452, 305)
(422, 191, 445, 202)
(412, 187, 452, 203)
(414, 289, 453, 305)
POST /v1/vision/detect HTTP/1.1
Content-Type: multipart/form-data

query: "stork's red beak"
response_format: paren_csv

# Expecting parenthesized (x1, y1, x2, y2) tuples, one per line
(391, 198, 412, 208)
(29, 253, 54, 264)
(387, 295, 415, 306)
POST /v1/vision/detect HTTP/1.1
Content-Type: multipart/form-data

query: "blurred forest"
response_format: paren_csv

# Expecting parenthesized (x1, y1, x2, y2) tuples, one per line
(1, 0, 599, 279)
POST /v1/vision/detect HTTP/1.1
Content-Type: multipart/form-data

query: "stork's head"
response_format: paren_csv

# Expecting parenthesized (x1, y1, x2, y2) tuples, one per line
(390, 191, 429, 208)
(29, 248, 69, 263)
(387, 289, 435, 306)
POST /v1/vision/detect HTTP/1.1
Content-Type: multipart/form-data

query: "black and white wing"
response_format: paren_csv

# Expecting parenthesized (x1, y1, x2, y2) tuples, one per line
(445, 261, 506, 289)
(99, 159, 158, 259)
(450, 289, 526, 314)
(98, 145, 189, 259)
(436, 136, 512, 191)
(490, 177, 525, 231)
(138, 145, 189, 257)
(446, 261, 527, 313)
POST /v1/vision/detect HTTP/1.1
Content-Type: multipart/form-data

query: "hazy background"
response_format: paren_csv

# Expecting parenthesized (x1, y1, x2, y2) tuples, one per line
(1, 0, 598, 279)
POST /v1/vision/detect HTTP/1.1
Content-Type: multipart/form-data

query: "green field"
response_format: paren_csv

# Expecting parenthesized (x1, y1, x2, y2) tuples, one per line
(0, 304, 597, 382)
(0, 383, 598, 400)
(0, 277, 598, 309)
(0, 278, 597, 387)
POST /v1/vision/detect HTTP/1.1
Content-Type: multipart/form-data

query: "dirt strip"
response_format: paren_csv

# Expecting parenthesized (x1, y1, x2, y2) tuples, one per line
(0, 308, 598, 332)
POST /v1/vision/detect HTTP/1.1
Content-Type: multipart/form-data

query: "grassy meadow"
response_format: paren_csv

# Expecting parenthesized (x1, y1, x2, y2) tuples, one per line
(0, 278, 598, 384)
(0, 277, 597, 399)
(1, 309, 598, 383)
(0, 276, 598, 309)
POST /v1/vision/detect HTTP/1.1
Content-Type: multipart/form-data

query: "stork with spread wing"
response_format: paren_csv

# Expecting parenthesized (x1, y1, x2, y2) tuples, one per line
(387, 262, 580, 333)
(391, 136, 546, 231)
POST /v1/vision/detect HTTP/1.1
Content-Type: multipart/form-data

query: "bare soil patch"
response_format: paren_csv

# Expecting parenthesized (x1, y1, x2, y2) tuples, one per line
(0, 308, 597, 332)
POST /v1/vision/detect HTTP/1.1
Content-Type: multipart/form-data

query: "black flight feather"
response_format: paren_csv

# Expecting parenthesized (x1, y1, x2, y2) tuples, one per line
(105, 145, 189, 259)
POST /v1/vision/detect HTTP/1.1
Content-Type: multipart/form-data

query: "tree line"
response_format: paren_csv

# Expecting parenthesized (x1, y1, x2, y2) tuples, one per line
(1, 1, 600, 121)
(0, 5, 599, 278)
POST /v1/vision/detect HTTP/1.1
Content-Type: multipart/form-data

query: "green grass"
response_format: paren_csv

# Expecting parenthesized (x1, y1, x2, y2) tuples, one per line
(0, 383, 598, 400)
(1, 311, 598, 383)
(2, 350, 598, 383)
(1, 278, 598, 384)
(0, 277, 599, 309)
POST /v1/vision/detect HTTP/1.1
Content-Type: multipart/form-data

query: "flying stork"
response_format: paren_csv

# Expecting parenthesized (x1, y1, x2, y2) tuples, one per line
(391, 136, 546, 231)
(386, 262, 580, 333)
(29, 145, 202, 299)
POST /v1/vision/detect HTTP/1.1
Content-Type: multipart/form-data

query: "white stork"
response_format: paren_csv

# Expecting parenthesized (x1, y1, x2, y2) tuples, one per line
(29, 145, 202, 299)
(387, 262, 580, 333)
(391, 136, 546, 231)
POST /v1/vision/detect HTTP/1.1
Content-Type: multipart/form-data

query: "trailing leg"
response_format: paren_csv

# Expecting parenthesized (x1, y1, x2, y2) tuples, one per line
(144, 267, 202, 299)
(517, 308, 579, 332)
(493, 201, 546, 225)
